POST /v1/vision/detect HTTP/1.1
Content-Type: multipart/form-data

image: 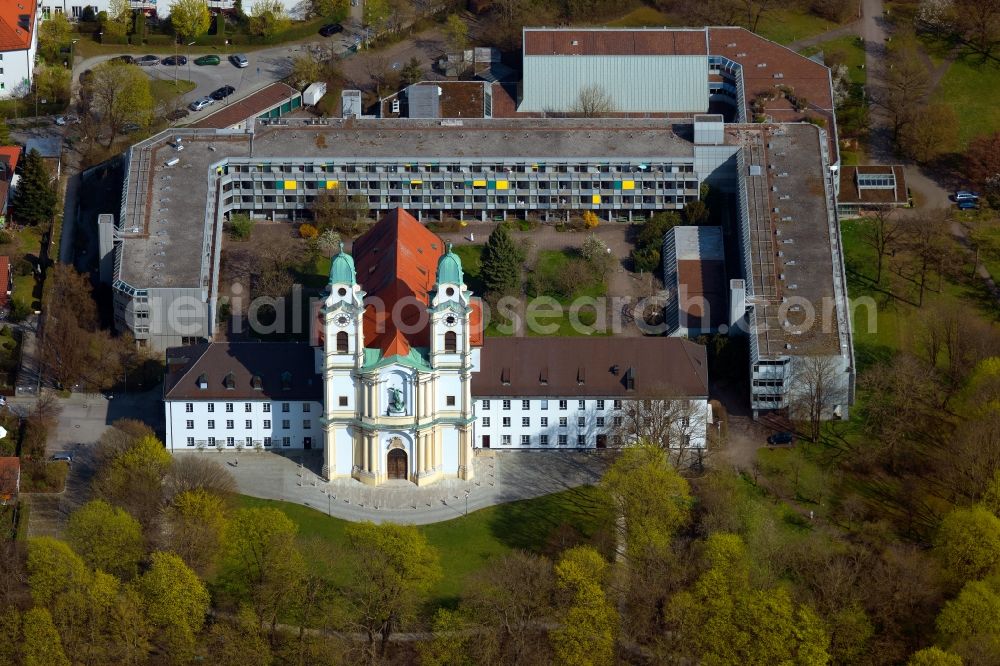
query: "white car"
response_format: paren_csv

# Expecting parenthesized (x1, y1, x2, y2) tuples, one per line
(189, 96, 215, 112)
(54, 114, 79, 126)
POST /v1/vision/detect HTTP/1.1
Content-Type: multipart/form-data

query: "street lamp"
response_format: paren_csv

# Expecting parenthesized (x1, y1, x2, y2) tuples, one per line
(70, 38, 79, 70)
(187, 41, 196, 83)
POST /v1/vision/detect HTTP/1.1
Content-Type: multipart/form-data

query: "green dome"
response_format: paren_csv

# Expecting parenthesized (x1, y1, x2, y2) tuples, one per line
(329, 242, 356, 285)
(436, 243, 464, 286)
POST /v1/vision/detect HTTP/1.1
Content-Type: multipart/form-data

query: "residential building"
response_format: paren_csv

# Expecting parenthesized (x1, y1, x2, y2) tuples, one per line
(0, 145, 21, 218)
(0, 0, 40, 99)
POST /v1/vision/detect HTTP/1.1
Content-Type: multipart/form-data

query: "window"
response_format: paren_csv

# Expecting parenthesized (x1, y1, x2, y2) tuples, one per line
(521, 400, 530, 409)
(540, 400, 548, 410)
(282, 420, 291, 429)
(226, 403, 234, 413)
(186, 437, 194, 447)
(540, 417, 548, 427)
(522, 417, 530, 427)
(482, 417, 490, 427)
(614, 416, 623, 426)
(207, 420, 215, 429)
(263, 419, 271, 429)
(243, 419, 250, 428)
(282, 403, 290, 412)
(246, 437, 253, 447)
(559, 417, 567, 428)
(336, 331, 348, 353)
(226, 420, 234, 429)
(444, 331, 457, 353)
(521, 435, 531, 445)
(185, 403, 193, 412)
(502, 417, 511, 427)
(282, 437, 291, 447)
(578, 417, 585, 427)
(558, 434, 568, 446)
(226, 437, 235, 447)
(482, 400, 491, 410)
(559, 400, 568, 410)
(596, 400, 605, 410)
(208, 403, 215, 413)
(208, 437, 216, 446)
(540, 435, 549, 446)
(578, 400, 586, 410)
(502, 400, 511, 410)
(304, 420, 311, 429)
(502, 435, 511, 445)
(578, 435, 586, 446)
(245, 403, 252, 412)
(446, 395, 456, 406)
(339, 396, 349, 407)
(264, 437, 272, 447)
(303, 403, 311, 413)
(597, 417, 605, 427)
(613, 400, 622, 409)
(185, 420, 194, 429)
(263, 403, 271, 413)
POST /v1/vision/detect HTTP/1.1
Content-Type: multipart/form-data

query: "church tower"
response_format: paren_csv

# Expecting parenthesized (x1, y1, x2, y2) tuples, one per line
(320, 244, 365, 480)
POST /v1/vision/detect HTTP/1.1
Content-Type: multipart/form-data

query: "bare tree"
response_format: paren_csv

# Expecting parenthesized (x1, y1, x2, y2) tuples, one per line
(164, 456, 238, 500)
(860, 208, 904, 284)
(882, 38, 931, 140)
(573, 84, 615, 117)
(788, 355, 844, 443)
(612, 398, 707, 468)
(899, 208, 951, 307)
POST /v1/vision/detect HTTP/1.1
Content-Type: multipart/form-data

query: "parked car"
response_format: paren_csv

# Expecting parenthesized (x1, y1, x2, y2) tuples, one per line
(954, 190, 980, 201)
(166, 108, 190, 121)
(136, 54, 159, 66)
(767, 432, 795, 445)
(161, 55, 187, 66)
(957, 200, 980, 210)
(319, 23, 344, 37)
(121, 122, 141, 134)
(54, 114, 79, 126)
(210, 85, 236, 100)
(52, 453, 73, 463)
(229, 53, 249, 68)
(189, 96, 215, 111)
(194, 54, 221, 66)
(116, 54, 135, 64)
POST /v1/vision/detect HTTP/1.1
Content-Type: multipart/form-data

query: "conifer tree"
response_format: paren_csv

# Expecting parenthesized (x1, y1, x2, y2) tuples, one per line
(480, 224, 522, 297)
(13, 149, 57, 226)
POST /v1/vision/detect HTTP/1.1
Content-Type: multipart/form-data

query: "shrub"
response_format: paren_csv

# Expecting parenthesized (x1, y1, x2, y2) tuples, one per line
(631, 246, 660, 273)
(13, 258, 33, 277)
(583, 211, 600, 229)
(227, 213, 254, 240)
(0, 230, 12, 245)
(298, 223, 318, 239)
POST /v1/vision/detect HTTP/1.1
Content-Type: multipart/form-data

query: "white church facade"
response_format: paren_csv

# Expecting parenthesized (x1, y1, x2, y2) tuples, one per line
(163, 209, 711, 486)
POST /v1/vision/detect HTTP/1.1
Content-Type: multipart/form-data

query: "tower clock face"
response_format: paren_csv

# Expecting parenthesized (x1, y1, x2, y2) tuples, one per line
(444, 314, 458, 327)
(335, 313, 353, 327)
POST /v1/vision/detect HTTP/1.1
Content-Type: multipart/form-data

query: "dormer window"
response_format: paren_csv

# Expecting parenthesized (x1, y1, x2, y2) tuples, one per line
(197, 373, 208, 390)
(501, 367, 510, 385)
(624, 367, 635, 391)
(577, 367, 586, 385)
(251, 375, 263, 391)
(539, 367, 548, 385)
(281, 371, 292, 390)
(223, 372, 236, 390)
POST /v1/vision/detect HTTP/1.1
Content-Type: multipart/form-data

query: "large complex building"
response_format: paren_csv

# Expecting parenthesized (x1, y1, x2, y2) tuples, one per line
(164, 209, 710, 484)
(105, 25, 854, 423)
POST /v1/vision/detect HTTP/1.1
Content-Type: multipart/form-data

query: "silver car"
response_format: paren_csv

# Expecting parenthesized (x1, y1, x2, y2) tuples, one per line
(230, 53, 249, 68)
(189, 96, 215, 112)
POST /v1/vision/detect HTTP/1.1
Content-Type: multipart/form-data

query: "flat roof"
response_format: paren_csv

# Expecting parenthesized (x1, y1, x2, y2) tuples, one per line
(837, 165, 908, 206)
(190, 82, 300, 129)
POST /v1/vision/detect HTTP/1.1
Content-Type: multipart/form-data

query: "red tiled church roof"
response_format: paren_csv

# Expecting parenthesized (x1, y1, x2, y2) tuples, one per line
(351, 208, 483, 357)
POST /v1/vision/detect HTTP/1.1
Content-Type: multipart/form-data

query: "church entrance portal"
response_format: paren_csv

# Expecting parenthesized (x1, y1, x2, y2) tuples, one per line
(387, 448, 408, 480)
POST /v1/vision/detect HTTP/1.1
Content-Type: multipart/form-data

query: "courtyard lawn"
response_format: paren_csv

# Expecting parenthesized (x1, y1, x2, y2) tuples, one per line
(799, 35, 867, 86)
(236, 484, 611, 604)
(932, 59, 1000, 148)
(451, 244, 485, 295)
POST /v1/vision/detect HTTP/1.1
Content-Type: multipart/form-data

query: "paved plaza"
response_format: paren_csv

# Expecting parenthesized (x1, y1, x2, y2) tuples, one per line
(174, 448, 612, 524)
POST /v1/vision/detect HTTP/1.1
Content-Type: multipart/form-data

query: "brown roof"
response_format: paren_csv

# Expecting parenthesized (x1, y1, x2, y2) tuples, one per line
(381, 82, 489, 119)
(524, 28, 708, 56)
(472, 337, 708, 398)
(0, 457, 19, 502)
(190, 83, 300, 129)
(837, 165, 908, 205)
(677, 259, 727, 330)
(164, 342, 322, 401)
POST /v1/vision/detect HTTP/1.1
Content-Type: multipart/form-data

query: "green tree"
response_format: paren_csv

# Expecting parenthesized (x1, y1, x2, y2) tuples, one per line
(400, 57, 423, 85)
(345, 521, 442, 661)
(0, 119, 11, 146)
(364, 0, 391, 31)
(35, 64, 72, 103)
(581, 233, 613, 275)
(0, 606, 21, 665)
(934, 505, 1000, 581)
(936, 578, 1000, 643)
(66, 499, 145, 580)
(12, 149, 56, 226)
(165, 488, 227, 575)
(94, 433, 173, 530)
(602, 442, 691, 564)
(38, 13, 72, 62)
(219, 507, 305, 633)
(444, 13, 469, 52)
(135, 551, 210, 661)
(170, 0, 212, 41)
(90, 60, 154, 146)
(22, 607, 70, 666)
(632, 211, 681, 272)
(983, 469, 1000, 516)
(907, 646, 965, 666)
(288, 53, 323, 90)
(249, 0, 290, 38)
(683, 199, 710, 225)
(103, 0, 133, 37)
(480, 224, 523, 296)
(206, 604, 273, 666)
(311, 0, 349, 20)
(552, 546, 617, 666)
(26, 536, 90, 608)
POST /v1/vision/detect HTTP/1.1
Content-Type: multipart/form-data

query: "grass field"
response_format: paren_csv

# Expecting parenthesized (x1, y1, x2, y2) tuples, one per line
(932, 59, 1000, 148)
(149, 78, 196, 100)
(236, 485, 612, 604)
(756, 8, 840, 45)
(799, 35, 867, 85)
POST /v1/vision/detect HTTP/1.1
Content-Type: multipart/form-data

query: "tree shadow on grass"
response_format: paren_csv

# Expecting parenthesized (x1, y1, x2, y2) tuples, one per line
(487, 485, 613, 557)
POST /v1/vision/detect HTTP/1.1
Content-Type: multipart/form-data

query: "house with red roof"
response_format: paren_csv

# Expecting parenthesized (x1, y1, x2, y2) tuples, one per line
(0, 146, 21, 218)
(0, 0, 39, 99)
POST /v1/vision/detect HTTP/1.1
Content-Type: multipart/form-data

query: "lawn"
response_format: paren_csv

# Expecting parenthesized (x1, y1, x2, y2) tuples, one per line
(451, 244, 485, 295)
(799, 35, 867, 86)
(605, 6, 679, 27)
(932, 59, 1000, 148)
(236, 484, 612, 605)
(756, 8, 840, 46)
(149, 78, 196, 101)
(969, 217, 1000, 282)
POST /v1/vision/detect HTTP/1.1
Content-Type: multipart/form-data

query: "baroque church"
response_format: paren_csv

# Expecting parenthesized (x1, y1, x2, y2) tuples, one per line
(163, 209, 711, 486)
